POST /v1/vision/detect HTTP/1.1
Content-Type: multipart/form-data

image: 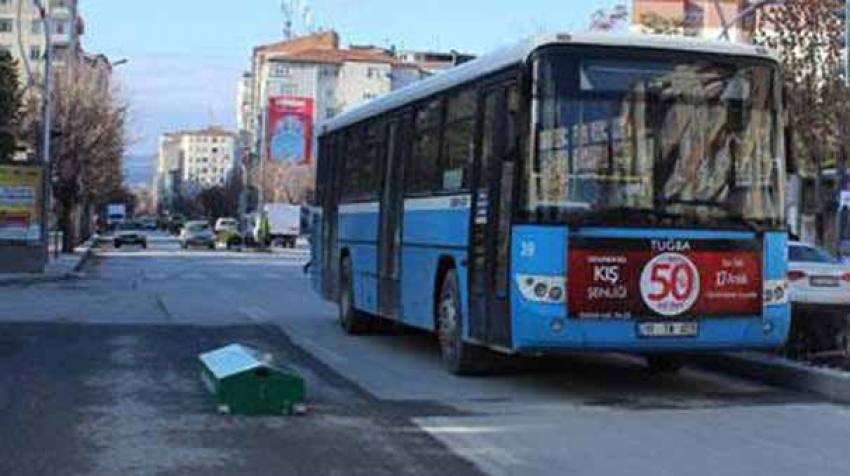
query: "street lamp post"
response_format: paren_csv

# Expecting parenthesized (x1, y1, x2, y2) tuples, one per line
(31, 0, 53, 263)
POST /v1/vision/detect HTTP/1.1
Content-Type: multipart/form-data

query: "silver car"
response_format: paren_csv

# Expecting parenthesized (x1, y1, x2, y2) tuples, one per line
(180, 221, 215, 250)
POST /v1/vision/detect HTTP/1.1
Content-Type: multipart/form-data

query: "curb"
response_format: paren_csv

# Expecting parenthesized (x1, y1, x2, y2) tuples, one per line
(0, 236, 98, 287)
(71, 236, 99, 273)
(699, 352, 850, 404)
(0, 274, 72, 287)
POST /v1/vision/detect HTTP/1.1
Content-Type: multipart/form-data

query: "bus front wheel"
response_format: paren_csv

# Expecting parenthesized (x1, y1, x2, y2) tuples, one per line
(437, 269, 492, 375)
(339, 257, 371, 335)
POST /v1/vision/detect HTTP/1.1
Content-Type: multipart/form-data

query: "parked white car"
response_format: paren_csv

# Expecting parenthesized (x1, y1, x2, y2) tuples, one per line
(788, 242, 850, 308)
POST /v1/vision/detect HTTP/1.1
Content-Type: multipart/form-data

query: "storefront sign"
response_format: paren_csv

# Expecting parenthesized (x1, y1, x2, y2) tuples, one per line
(568, 238, 762, 320)
(266, 96, 314, 166)
(0, 164, 42, 242)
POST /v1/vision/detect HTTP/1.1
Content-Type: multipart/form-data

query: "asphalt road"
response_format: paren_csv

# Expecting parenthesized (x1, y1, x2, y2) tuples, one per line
(1, 238, 850, 476)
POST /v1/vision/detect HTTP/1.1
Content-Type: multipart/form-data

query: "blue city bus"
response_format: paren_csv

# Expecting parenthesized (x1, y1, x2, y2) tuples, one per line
(311, 34, 790, 374)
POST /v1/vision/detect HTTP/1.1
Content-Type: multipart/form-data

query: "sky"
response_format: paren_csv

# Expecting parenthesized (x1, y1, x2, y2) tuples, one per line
(80, 0, 621, 159)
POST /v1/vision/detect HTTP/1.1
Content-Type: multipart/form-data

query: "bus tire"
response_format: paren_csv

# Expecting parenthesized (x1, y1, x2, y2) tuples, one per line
(339, 257, 371, 335)
(646, 355, 684, 375)
(437, 269, 492, 375)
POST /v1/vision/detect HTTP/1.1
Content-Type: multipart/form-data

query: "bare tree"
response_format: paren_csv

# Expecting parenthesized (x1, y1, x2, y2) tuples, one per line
(755, 0, 846, 244)
(637, 11, 687, 35)
(0, 51, 21, 160)
(589, 3, 630, 32)
(260, 162, 314, 205)
(31, 62, 130, 251)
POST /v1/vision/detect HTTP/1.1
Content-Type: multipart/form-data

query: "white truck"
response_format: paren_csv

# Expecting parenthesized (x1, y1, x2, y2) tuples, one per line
(259, 204, 301, 248)
(106, 204, 127, 230)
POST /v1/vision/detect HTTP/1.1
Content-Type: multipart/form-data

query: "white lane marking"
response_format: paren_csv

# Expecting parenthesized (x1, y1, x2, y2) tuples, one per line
(182, 273, 205, 280)
(239, 306, 271, 322)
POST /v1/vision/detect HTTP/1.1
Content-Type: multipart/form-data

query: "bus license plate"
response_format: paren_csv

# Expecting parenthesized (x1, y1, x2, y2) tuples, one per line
(638, 322, 699, 338)
(810, 276, 839, 288)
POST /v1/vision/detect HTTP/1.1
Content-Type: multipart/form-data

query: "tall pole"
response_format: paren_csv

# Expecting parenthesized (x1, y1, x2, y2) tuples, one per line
(32, 1, 53, 261)
(837, 0, 850, 257)
(844, 0, 850, 88)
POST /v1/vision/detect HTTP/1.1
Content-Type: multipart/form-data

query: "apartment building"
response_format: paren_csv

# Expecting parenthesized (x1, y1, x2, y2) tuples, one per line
(632, 0, 767, 42)
(244, 31, 426, 166)
(396, 49, 476, 75)
(0, 0, 84, 79)
(156, 127, 237, 206)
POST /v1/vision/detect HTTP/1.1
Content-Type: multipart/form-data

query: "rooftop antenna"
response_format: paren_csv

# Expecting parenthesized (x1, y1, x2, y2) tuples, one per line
(281, 0, 300, 40)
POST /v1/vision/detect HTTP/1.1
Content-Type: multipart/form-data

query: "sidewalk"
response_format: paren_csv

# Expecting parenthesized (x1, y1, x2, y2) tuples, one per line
(0, 236, 98, 287)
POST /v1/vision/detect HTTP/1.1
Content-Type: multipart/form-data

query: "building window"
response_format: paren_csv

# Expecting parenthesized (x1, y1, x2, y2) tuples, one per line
(363, 92, 377, 101)
(367, 67, 381, 79)
(29, 46, 41, 61)
(0, 18, 12, 33)
(272, 65, 292, 78)
(278, 83, 297, 96)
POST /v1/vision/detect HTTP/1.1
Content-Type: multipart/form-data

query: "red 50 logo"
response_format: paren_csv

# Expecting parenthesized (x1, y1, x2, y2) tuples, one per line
(640, 253, 700, 316)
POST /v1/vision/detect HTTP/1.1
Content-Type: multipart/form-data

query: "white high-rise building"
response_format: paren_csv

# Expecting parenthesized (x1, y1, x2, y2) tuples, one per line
(155, 127, 237, 207)
(0, 0, 84, 78)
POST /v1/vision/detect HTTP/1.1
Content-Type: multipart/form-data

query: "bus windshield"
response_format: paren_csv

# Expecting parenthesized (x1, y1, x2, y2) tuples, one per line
(526, 50, 786, 230)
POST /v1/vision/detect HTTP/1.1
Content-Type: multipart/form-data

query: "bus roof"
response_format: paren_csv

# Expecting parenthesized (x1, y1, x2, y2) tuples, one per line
(319, 32, 777, 135)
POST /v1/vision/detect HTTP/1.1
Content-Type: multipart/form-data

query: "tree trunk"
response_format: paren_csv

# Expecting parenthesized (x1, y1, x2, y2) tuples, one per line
(60, 202, 75, 254)
(815, 146, 826, 246)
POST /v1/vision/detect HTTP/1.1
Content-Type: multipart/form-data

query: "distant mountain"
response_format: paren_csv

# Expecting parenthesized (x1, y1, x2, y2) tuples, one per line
(124, 155, 156, 188)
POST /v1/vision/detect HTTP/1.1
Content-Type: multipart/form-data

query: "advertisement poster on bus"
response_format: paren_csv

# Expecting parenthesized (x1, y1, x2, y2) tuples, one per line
(568, 238, 763, 320)
(267, 96, 314, 166)
(0, 164, 42, 243)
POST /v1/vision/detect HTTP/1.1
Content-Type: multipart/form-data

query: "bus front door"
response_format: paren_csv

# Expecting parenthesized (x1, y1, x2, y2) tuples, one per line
(322, 137, 343, 300)
(469, 82, 518, 348)
(378, 116, 409, 319)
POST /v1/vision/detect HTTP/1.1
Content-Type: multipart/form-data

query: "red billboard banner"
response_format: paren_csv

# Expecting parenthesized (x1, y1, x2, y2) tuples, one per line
(568, 238, 763, 320)
(267, 96, 314, 166)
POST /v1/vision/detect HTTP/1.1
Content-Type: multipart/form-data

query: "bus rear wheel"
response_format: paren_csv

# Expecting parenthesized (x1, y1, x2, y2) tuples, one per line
(437, 269, 492, 375)
(339, 257, 371, 335)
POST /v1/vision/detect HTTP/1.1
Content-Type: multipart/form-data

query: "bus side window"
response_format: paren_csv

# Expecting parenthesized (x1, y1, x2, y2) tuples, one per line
(407, 98, 444, 196)
(343, 126, 363, 202)
(363, 119, 385, 202)
(441, 89, 477, 192)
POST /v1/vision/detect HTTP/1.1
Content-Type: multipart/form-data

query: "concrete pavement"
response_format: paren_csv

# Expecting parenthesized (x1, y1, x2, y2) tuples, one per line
(1, 239, 849, 476)
(0, 236, 97, 287)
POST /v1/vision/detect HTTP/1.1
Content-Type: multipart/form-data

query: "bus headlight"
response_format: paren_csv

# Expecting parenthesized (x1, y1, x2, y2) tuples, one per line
(763, 279, 789, 306)
(517, 275, 567, 304)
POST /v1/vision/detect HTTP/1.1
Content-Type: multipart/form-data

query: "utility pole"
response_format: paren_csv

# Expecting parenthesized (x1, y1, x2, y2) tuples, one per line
(836, 0, 850, 258)
(31, 0, 53, 263)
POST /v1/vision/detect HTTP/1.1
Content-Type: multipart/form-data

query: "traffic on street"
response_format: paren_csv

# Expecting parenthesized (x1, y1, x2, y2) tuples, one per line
(1, 232, 850, 476)
(3, 1, 850, 476)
